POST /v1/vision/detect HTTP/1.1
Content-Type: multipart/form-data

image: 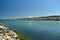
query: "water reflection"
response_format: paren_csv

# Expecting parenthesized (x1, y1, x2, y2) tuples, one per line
(28, 21, 32, 26)
(1, 20, 60, 40)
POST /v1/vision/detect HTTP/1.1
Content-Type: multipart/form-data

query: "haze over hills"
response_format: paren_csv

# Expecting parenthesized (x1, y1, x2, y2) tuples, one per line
(0, 15, 60, 21)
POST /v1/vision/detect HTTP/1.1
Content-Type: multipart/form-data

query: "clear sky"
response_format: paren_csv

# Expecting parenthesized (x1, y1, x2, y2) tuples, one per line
(0, 0, 60, 18)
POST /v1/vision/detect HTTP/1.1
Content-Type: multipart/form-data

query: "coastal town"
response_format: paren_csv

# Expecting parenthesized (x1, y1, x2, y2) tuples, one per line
(0, 24, 19, 40)
(0, 16, 60, 21)
(14, 16, 60, 21)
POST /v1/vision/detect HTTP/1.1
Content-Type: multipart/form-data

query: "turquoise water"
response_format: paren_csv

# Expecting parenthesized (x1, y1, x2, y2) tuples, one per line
(0, 20, 60, 40)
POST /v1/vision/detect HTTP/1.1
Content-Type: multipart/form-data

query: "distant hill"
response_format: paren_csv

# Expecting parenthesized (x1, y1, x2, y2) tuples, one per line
(0, 15, 60, 21)
(47, 15, 60, 17)
(17, 15, 60, 21)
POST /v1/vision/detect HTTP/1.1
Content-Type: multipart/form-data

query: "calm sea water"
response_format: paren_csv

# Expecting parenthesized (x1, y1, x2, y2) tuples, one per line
(0, 20, 60, 40)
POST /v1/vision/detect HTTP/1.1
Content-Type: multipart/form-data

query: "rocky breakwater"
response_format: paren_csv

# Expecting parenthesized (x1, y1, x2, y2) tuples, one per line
(0, 23, 20, 40)
(0, 23, 31, 40)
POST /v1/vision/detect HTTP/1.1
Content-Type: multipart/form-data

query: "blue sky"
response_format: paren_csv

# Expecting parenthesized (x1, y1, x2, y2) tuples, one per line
(0, 0, 60, 18)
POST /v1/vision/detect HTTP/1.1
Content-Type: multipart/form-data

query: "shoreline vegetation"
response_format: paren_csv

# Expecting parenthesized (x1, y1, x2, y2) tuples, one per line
(0, 23, 31, 40)
(13, 29, 31, 40)
(0, 15, 60, 21)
